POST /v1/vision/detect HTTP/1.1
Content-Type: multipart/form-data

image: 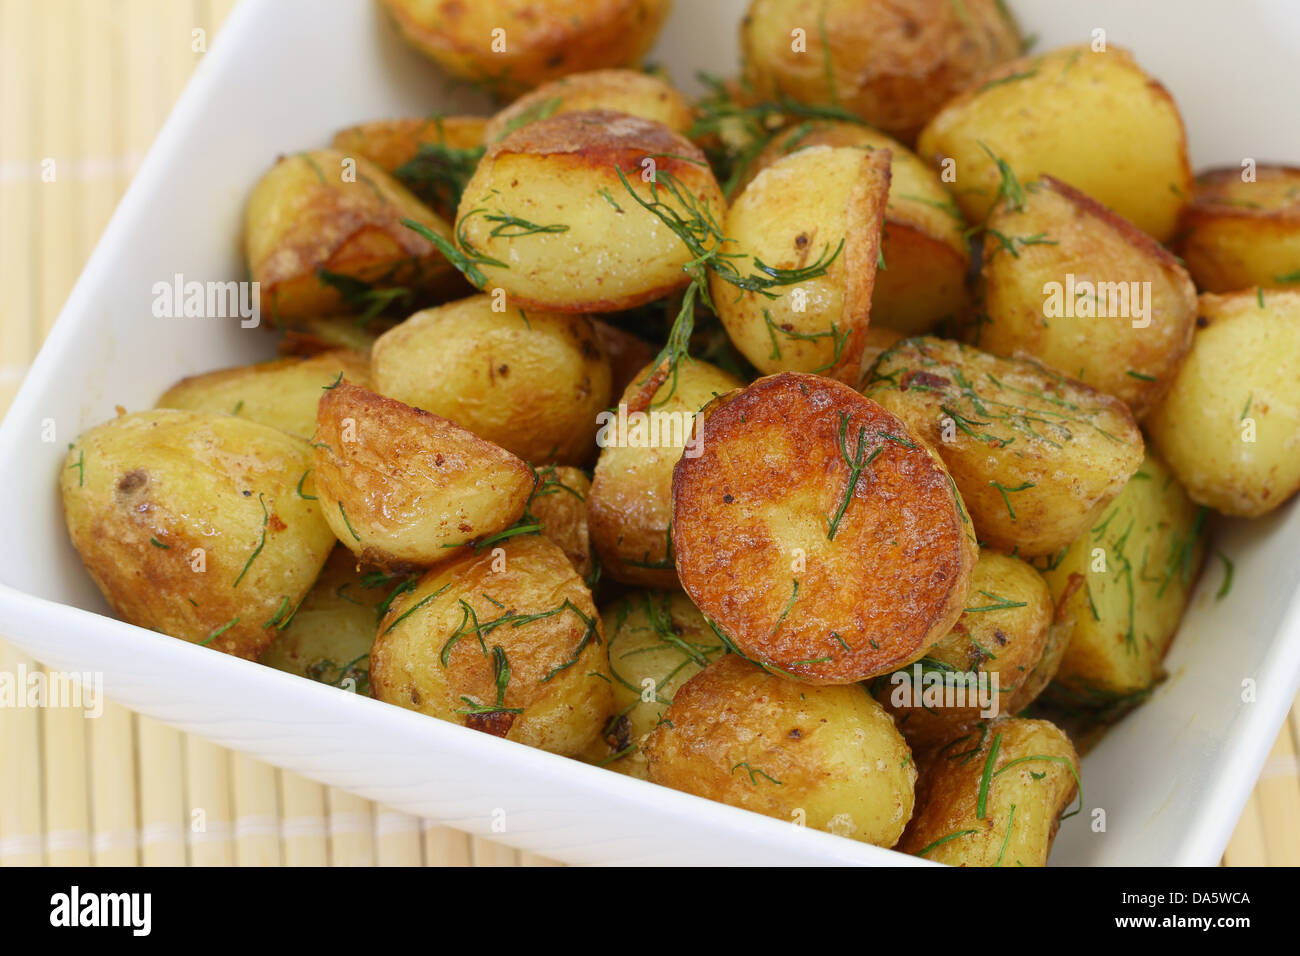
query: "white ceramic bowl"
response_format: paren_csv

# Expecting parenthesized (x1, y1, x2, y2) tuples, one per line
(2, 0, 1298, 866)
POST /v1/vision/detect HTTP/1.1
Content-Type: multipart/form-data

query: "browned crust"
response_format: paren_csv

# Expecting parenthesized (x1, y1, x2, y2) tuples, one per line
(830, 149, 892, 383)
(1036, 175, 1188, 274)
(1180, 164, 1300, 225)
(487, 109, 708, 171)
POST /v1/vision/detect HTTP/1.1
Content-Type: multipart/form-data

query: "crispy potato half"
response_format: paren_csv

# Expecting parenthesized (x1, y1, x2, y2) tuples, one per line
(312, 382, 535, 568)
(643, 654, 917, 846)
(369, 534, 612, 755)
(863, 337, 1145, 556)
(60, 410, 336, 659)
(1177, 165, 1300, 293)
(917, 45, 1192, 242)
(482, 68, 693, 143)
(528, 465, 595, 582)
(378, 0, 671, 98)
(371, 294, 611, 464)
(672, 372, 977, 683)
(1147, 290, 1300, 517)
(454, 110, 724, 312)
(740, 0, 1022, 143)
(244, 149, 456, 323)
(899, 717, 1079, 866)
(874, 549, 1054, 749)
(157, 350, 370, 440)
(709, 145, 890, 383)
(599, 590, 727, 778)
(976, 176, 1197, 418)
(589, 357, 744, 588)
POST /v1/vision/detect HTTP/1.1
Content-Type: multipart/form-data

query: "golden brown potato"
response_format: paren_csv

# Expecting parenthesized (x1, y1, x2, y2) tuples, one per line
(874, 550, 1054, 749)
(917, 45, 1192, 242)
(740, 0, 1022, 143)
(589, 357, 744, 588)
(643, 654, 917, 845)
(599, 590, 726, 778)
(1176, 165, 1300, 293)
(278, 315, 396, 357)
(453, 110, 724, 312)
(975, 176, 1197, 418)
(856, 325, 905, 383)
(378, 0, 671, 98)
(899, 717, 1079, 866)
(157, 350, 370, 440)
(709, 146, 890, 383)
(673, 372, 977, 683)
(1036, 451, 1206, 709)
(370, 294, 611, 464)
(863, 336, 1145, 556)
(369, 534, 612, 755)
(527, 465, 594, 582)
(1146, 290, 1300, 517)
(311, 382, 535, 568)
(60, 410, 336, 659)
(244, 150, 456, 323)
(482, 69, 693, 143)
(590, 318, 657, 396)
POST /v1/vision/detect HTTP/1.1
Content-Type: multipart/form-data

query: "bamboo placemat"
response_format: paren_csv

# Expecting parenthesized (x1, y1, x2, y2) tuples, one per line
(1, 0, 1296, 867)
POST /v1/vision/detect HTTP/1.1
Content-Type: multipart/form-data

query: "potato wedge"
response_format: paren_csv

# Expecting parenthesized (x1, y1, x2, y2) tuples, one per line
(311, 382, 535, 568)
(368, 534, 612, 755)
(643, 654, 917, 846)
(1146, 289, 1300, 517)
(528, 465, 594, 582)
(672, 372, 977, 683)
(60, 410, 335, 659)
(916, 45, 1192, 242)
(976, 176, 1197, 418)
(863, 336, 1145, 556)
(370, 294, 611, 464)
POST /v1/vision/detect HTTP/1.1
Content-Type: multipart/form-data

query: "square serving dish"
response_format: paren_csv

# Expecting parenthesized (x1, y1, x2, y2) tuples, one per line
(2, 0, 1299, 866)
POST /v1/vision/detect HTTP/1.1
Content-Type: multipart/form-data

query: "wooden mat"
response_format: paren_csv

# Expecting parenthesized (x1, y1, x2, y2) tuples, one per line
(0, 0, 1295, 867)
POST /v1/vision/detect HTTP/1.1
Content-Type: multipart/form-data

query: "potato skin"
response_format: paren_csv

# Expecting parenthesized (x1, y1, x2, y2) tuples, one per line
(157, 350, 370, 440)
(590, 319, 657, 396)
(976, 177, 1197, 418)
(917, 45, 1192, 242)
(528, 466, 594, 582)
(370, 294, 611, 465)
(1177, 165, 1300, 293)
(643, 654, 917, 846)
(244, 150, 455, 323)
(589, 358, 744, 588)
(672, 372, 977, 683)
(378, 0, 671, 98)
(455, 110, 724, 312)
(1146, 290, 1300, 517)
(863, 336, 1145, 556)
(710, 146, 890, 383)
(368, 535, 613, 756)
(741, 0, 1022, 143)
(312, 382, 535, 568)
(899, 717, 1079, 866)
(60, 410, 336, 659)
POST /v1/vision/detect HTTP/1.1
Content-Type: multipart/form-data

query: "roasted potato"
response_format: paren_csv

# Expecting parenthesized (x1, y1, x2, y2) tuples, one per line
(527, 465, 594, 582)
(673, 372, 977, 683)
(278, 315, 396, 357)
(599, 590, 727, 777)
(60, 410, 336, 659)
(874, 549, 1055, 749)
(917, 45, 1192, 242)
(899, 717, 1079, 866)
(740, 0, 1022, 144)
(589, 357, 744, 588)
(1176, 165, 1300, 293)
(643, 654, 917, 846)
(857, 325, 904, 383)
(1146, 289, 1300, 517)
(157, 350, 370, 440)
(311, 382, 535, 568)
(369, 534, 612, 755)
(590, 318, 657, 396)
(863, 336, 1145, 556)
(244, 149, 456, 323)
(370, 294, 611, 464)
(482, 69, 693, 143)
(378, 0, 671, 98)
(975, 176, 1197, 418)
(709, 146, 890, 383)
(454, 111, 724, 312)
